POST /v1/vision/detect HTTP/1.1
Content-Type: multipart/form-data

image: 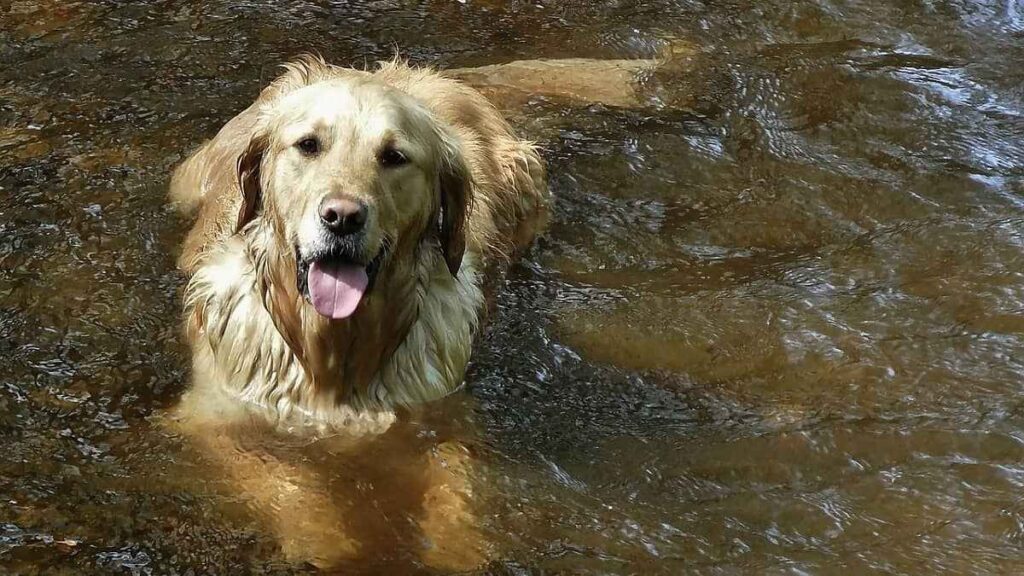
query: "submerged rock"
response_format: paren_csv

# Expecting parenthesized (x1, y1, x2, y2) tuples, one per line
(449, 58, 658, 109)
(447, 40, 699, 111)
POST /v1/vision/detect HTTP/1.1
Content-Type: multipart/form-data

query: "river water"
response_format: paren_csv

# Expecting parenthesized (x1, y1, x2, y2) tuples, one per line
(2, 1, 1024, 574)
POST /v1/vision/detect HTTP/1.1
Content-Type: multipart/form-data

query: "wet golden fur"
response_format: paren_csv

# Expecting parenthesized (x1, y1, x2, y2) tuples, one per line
(168, 56, 547, 567)
(171, 56, 547, 431)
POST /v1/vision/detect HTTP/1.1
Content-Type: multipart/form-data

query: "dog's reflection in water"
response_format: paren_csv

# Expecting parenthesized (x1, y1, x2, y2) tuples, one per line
(174, 392, 485, 570)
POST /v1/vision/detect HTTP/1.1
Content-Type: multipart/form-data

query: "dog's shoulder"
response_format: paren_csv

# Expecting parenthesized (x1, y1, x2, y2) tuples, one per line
(370, 61, 550, 267)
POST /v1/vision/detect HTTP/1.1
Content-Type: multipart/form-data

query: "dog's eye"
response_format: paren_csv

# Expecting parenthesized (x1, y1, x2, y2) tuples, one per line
(296, 137, 320, 156)
(378, 148, 409, 168)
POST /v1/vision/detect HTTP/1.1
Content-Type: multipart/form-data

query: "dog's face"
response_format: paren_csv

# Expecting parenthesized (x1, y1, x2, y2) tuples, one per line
(236, 79, 471, 320)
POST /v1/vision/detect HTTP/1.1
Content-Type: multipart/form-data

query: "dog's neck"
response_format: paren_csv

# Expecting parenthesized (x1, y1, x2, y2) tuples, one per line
(295, 251, 423, 402)
(185, 226, 482, 429)
(254, 236, 483, 414)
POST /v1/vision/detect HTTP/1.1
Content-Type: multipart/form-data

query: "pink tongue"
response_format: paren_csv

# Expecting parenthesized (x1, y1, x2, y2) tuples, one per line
(307, 260, 369, 319)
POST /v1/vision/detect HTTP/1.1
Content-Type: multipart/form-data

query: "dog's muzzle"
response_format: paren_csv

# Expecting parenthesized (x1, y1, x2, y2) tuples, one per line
(295, 233, 384, 320)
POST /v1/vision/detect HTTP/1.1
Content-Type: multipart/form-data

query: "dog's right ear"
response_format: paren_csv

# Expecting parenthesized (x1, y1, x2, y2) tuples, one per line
(235, 133, 267, 233)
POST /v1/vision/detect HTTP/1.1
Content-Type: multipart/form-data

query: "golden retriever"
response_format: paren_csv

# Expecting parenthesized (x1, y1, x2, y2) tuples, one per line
(168, 55, 548, 568)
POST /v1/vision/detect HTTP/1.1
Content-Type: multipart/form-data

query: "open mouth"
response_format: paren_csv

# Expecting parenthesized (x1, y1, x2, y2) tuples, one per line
(296, 246, 384, 320)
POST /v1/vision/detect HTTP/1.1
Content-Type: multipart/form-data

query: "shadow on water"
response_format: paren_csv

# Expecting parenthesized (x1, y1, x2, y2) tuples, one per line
(2, 0, 1024, 573)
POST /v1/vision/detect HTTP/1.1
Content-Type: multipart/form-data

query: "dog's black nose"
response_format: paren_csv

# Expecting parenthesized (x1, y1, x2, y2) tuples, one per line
(319, 197, 367, 236)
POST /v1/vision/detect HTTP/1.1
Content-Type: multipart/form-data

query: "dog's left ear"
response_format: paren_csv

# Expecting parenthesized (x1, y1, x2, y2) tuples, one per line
(235, 133, 267, 233)
(437, 133, 473, 277)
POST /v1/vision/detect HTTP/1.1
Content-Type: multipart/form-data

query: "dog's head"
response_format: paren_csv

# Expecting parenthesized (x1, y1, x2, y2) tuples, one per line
(235, 75, 472, 320)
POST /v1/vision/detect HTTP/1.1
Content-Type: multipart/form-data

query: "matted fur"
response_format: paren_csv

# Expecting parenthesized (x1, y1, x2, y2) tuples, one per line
(171, 56, 548, 433)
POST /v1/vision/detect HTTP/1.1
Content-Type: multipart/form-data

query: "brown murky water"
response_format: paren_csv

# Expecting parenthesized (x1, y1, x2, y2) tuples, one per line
(3, 1, 1024, 574)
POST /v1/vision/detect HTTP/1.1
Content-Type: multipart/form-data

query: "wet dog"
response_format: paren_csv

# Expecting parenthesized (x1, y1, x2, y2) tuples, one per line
(168, 56, 548, 567)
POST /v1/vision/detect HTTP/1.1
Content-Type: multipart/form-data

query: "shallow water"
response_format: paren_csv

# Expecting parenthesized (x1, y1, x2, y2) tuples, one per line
(2, 1, 1024, 574)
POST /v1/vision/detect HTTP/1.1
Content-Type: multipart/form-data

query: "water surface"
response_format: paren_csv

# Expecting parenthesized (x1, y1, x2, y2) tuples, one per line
(2, 1, 1024, 574)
